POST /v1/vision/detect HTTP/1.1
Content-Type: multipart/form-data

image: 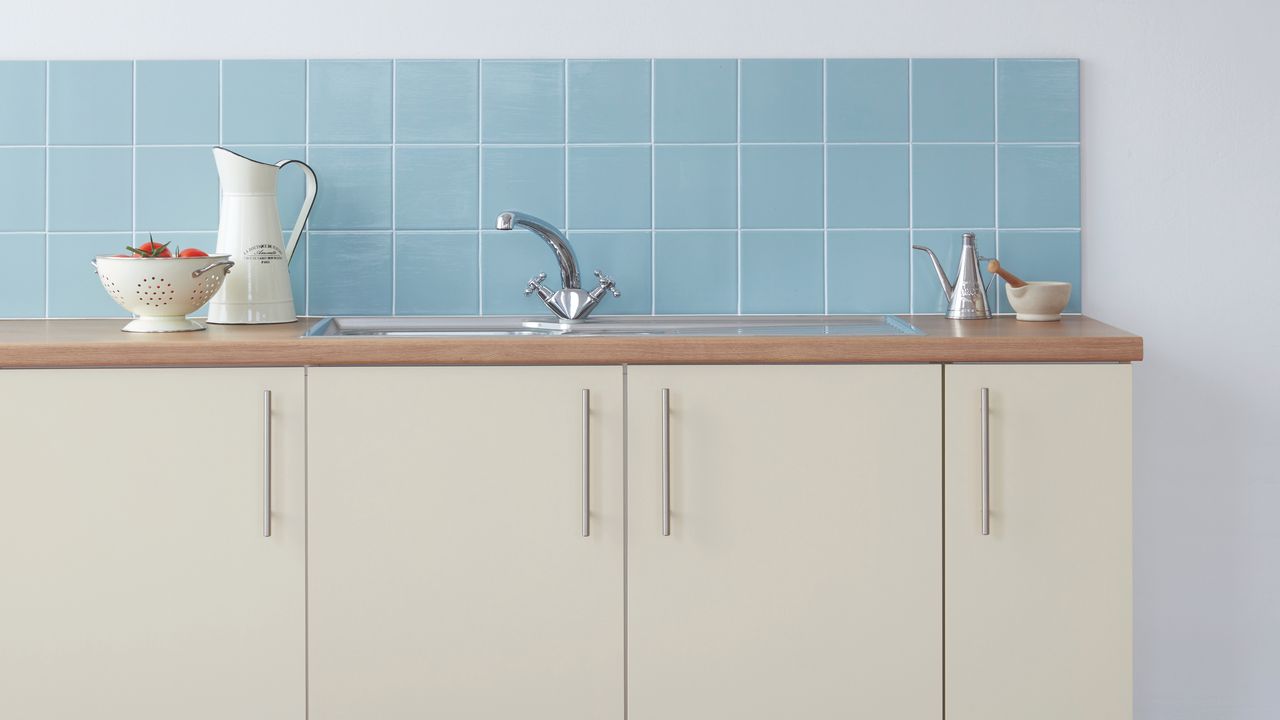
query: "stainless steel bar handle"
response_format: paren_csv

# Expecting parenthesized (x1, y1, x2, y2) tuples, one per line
(263, 389, 272, 538)
(661, 388, 671, 537)
(980, 387, 990, 536)
(582, 389, 590, 538)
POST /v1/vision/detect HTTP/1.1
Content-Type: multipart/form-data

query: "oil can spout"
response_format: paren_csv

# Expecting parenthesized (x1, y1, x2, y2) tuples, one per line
(911, 244, 954, 303)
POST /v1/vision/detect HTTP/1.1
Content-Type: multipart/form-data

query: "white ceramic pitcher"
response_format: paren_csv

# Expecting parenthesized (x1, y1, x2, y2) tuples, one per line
(207, 147, 317, 324)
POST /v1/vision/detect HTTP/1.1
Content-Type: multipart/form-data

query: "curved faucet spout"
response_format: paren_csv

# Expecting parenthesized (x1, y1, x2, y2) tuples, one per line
(496, 211, 581, 289)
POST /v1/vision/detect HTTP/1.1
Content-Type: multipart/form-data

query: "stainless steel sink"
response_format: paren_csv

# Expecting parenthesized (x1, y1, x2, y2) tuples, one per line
(304, 315, 922, 338)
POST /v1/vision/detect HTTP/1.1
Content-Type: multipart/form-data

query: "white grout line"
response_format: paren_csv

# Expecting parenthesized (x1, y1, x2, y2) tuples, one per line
(303, 59, 310, 316)
(822, 58, 829, 315)
(476, 60, 484, 314)
(650, 59, 656, 316)
(217, 58, 224, 266)
(390, 60, 398, 315)
(43, 61, 50, 317)
(2, 142, 1096, 152)
(562, 59, 569, 233)
(908, 59, 915, 314)
(0, 226, 1078, 236)
(735, 59, 742, 315)
(993, 59, 1001, 314)
(217, 61, 223, 145)
(22, 57, 1078, 320)
(131, 61, 137, 246)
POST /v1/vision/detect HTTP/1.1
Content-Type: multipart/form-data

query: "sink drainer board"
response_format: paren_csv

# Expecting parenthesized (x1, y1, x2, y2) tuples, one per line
(1, 59, 1081, 320)
(304, 315, 923, 338)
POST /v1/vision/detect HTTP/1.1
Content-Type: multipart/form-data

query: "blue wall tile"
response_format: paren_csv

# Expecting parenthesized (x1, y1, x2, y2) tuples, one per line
(740, 231, 824, 314)
(308, 147, 392, 230)
(911, 229, 996, 313)
(309, 61, 392, 144)
(0, 62, 46, 144)
(740, 145, 823, 229)
(653, 60, 736, 143)
(827, 144, 909, 228)
(912, 144, 995, 228)
(481, 61, 564, 143)
(654, 145, 736, 229)
(395, 146, 478, 230)
(308, 232, 393, 315)
(912, 59, 994, 142)
(998, 144, 1080, 227)
(826, 59, 908, 142)
(48, 148, 131, 231)
(566, 231, 652, 314)
(223, 61, 306, 144)
(136, 147, 218, 231)
(998, 59, 1079, 142)
(0, 148, 45, 231)
(568, 60, 650, 143)
(7, 55, 1079, 318)
(395, 232, 479, 314)
(49, 61, 133, 145)
(568, 146, 651, 230)
(827, 230, 910, 314)
(48, 233, 130, 317)
(481, 229, 560, 315)
(996, 230, 1081, 313)
(740, 60, 823, 142)
(396, 60, 478, 143)
(0, 233, 45, 317)
(654, 231, 737, 314)
(136, 61, 219, 145)
(481, 146, 565, 228)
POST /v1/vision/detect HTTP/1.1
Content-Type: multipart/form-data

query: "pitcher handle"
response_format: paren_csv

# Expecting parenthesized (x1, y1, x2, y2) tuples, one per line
(276, 159, 317, 264)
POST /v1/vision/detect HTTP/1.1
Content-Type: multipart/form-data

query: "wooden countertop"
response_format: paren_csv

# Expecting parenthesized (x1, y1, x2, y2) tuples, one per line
(0, 316, 1141, 368)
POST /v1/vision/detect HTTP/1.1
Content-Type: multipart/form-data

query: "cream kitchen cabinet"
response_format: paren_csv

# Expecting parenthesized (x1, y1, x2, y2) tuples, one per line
(627, 365, 943, 720)
(0, 359, 1133, 720)
(307, 366, 625, 720)
(944, 364, 1132, 720)
(0, 368, 306, 720)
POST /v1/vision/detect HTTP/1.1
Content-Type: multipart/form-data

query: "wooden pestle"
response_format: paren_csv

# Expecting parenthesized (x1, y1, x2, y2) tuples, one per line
(987, 259, 1028, 288)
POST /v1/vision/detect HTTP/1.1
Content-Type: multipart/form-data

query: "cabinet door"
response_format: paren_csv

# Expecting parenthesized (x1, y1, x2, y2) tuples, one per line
(308, 367, 624, 720)
(945, 364, 1132, 720)
(627, 365, 942, 720)
(0, 368, 305, 720)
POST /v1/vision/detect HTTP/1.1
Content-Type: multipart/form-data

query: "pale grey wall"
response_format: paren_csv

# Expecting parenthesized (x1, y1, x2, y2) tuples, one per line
(4, 0, 1278, 716)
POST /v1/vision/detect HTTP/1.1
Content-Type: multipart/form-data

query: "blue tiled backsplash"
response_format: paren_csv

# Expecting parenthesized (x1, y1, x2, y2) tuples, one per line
(0, 59, 1081, 318)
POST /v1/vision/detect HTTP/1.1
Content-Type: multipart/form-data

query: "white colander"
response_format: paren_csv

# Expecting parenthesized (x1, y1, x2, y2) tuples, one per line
(92, 255, 235, 332)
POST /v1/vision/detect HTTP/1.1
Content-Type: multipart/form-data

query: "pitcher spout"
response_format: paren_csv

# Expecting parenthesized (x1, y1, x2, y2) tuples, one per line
(213, 147, 283, 195)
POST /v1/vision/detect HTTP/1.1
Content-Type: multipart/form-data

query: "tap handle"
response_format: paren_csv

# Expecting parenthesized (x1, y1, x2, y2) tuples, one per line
(593, 270, 621, 298)
(524, 272, 548, 296)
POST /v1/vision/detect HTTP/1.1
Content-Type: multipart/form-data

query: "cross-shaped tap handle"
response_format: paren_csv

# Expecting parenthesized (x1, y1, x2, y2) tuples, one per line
(594, 269, 621, 298)
(524, 272, 548, 295)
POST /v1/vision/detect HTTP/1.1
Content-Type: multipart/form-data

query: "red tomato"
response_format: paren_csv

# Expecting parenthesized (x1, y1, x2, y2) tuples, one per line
(130, 240, 172, 258)
(178, 247, 209, 258)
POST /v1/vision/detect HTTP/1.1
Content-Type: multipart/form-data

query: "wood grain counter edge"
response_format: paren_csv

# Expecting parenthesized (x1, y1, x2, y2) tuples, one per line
(0, 317, 1143, 368)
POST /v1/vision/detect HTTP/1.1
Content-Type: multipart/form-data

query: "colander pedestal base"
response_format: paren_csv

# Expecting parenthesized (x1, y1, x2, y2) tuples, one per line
(122, 316, 205, 333)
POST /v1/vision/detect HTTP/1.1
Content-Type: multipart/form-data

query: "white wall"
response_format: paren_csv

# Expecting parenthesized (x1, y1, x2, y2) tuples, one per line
(6, 0, 1279, 716)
